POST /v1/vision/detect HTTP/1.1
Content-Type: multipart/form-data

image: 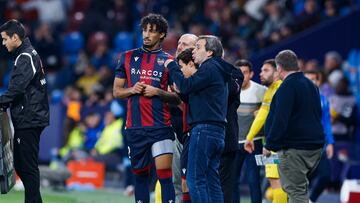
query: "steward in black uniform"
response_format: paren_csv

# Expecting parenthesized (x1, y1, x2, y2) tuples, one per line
(0, 19, 49, 203)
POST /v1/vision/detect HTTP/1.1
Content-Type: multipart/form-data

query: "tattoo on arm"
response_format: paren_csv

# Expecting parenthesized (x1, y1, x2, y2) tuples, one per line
(158, 89, 181, 105)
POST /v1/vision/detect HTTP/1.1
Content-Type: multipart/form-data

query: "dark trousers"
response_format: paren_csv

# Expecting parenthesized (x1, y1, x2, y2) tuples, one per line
(309, 152, 331, 202)
(187, 124, 225, 203)
(232, 139, 263, 203)
(14, 127, 44, 203)
(220, 151, 237, 203)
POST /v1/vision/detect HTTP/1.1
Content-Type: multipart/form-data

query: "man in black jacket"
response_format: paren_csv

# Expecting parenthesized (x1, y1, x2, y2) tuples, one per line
(165, 35, 230, 203)
(264, 50, 324, 203)
(0, 19, 49, 203)
(215, 57, 243, 203)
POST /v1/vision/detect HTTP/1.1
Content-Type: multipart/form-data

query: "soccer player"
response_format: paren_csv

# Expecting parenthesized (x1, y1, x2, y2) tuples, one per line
(113, 13, 180, 203)
(244, 59, 287, 203)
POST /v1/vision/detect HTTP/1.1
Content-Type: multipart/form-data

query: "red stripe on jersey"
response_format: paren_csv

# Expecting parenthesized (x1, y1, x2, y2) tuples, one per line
(126, 99, 132, 128)
(161, 66, 171, 126)
(163, 103, 171, 126)
(139, 53, 156, 127)
(125, 51, 133, 127)
(182, 103, 190, 133)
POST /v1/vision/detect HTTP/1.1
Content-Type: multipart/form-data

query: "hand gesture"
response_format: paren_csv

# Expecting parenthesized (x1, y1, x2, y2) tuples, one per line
(131, 82, 146, 95)
(244, 140, 255, 153)
(143, 84, 159, 97)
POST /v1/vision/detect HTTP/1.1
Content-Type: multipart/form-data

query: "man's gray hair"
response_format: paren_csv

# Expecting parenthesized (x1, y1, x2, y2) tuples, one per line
(275, 50, 299, 71)
(198, 35, 223, 58)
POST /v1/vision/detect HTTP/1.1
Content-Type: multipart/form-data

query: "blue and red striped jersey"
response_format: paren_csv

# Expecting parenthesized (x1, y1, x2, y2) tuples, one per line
(115, 47, 173, 129)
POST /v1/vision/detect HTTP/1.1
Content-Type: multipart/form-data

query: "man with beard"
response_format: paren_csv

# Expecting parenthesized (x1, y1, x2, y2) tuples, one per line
(113, 13, 180, 203)
(244, 59, 287, 203)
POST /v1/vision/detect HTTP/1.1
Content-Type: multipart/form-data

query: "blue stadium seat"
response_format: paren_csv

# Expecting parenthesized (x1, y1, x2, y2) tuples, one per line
(63, 32, 84, 54)
(113, 32, 134, 52)
(50, 89, 64, 104)
(135, 32, 143, 48)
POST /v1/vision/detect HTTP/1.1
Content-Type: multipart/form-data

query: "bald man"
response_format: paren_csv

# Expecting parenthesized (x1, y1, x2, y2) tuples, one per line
(175, 34, 198, 57)
(172, 33, 197, 202)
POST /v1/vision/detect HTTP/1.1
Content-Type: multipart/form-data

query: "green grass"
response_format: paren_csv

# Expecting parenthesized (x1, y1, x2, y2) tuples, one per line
(0, 189, 134, 203)
(1, 189, 251, 203)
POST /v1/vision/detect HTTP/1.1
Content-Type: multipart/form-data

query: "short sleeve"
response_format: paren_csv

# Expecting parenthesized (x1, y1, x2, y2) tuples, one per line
(115, 53, 126, 78)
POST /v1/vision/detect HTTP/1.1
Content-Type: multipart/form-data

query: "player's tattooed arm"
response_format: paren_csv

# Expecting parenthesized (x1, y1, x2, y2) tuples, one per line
(157, 88, 181, 104)
(143, 84, 181, 104)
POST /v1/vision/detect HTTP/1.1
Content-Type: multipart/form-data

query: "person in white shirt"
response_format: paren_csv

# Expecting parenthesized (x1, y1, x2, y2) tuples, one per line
(232, 59, 266, 203)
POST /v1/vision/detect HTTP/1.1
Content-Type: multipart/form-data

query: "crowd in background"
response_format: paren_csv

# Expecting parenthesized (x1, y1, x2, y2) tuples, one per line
(0, 0, 359, 90)
(0, 0, 359, 197)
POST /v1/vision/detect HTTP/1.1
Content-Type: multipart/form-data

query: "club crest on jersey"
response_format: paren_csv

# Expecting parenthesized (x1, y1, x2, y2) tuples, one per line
(157, 58, 165, 66)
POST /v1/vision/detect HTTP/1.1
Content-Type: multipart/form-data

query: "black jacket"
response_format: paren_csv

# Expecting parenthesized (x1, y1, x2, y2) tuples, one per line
(216, 59, 243, 153)
(168, 56, 231, 126)
(265, 72, 324, 151)
(0, 38, 49, 129)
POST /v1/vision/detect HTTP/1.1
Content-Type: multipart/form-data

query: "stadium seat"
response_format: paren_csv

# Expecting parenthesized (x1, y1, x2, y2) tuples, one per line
(133, 20, 143, 47)
(113, 32, 134, 52)
(63, 32, 84, 55)
(87, 31, 109, 53)
(135, 32, 143, 48)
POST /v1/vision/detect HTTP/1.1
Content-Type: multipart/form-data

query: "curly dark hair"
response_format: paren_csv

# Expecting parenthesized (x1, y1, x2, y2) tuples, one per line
(140, 13, 168, 41)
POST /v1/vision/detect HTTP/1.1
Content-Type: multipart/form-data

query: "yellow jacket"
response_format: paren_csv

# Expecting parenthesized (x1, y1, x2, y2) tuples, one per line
(95, 119, 124, 155)
(246, 80, 282, 141)
(59, 127, 84, 157)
